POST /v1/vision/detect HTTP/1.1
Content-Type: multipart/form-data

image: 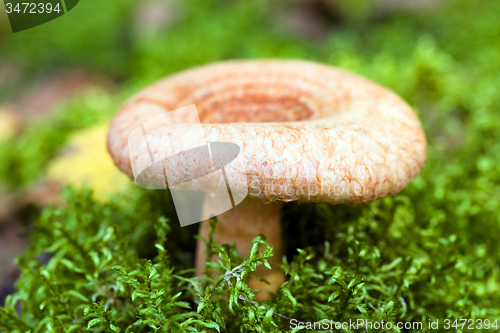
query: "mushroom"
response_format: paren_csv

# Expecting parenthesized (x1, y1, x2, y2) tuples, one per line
(107, 60, 427, 296)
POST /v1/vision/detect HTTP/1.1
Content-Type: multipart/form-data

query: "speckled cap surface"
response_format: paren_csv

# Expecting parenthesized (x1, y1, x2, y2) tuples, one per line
(108, 60, 427, 205)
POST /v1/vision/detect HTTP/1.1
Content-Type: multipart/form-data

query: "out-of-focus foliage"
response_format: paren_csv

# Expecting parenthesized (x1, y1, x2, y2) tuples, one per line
(0, 1, 135, 80)
(45, 123, 130, 201)
(1, 0, 500, 331)
(0, 110, 19, 142)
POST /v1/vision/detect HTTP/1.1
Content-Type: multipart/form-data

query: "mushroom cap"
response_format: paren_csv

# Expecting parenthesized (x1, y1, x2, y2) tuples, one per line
(108, 60, 426, 205)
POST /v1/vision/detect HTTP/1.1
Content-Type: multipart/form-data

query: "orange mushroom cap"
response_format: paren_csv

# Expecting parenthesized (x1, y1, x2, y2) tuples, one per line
(108, 60, 426, 205)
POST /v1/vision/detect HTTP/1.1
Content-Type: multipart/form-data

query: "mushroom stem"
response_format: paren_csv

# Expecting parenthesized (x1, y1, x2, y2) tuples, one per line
(196, 197, 285, 298)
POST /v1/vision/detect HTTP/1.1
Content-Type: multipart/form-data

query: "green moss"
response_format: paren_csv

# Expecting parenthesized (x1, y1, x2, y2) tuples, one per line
(1, 179, 499, 332)
(1, 0, 500, 331)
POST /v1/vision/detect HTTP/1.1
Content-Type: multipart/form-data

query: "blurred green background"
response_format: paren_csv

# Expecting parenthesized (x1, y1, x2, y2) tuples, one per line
(0, 0, 499, 331)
